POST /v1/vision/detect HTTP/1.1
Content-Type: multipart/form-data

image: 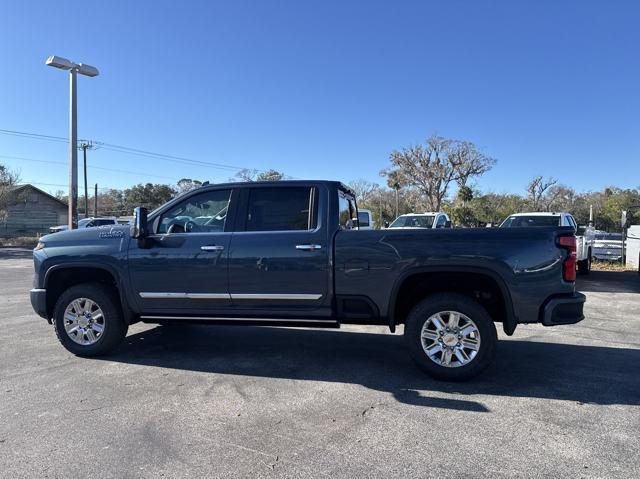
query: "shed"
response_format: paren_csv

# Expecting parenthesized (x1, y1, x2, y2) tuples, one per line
(1, 184, 68, 235)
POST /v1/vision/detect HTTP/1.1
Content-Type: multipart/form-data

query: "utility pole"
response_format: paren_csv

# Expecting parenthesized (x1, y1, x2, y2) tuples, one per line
(94, 183, 98, 217)
(79, 142, 95, 218)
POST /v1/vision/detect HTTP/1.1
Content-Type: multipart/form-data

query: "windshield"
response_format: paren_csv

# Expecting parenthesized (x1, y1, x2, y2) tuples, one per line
(500, 215, 561, 227)
(389, 215, 435, 228)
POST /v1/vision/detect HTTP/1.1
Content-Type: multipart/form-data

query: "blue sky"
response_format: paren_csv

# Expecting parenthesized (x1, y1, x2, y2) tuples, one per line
(1, 0, 638, 196)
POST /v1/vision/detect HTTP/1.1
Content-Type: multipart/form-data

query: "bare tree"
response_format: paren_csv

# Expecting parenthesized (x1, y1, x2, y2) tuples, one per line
(0, 164, 21, 223)
(348, 179, 378, 204)
(527, 176, 557, 210)
(384, 135, 495, 211)
(234, 168, 285, 182)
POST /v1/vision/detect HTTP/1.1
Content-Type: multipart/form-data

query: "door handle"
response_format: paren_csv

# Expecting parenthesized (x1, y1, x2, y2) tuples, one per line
(201, 245, 225, 252)
(295, 244, 322, 251)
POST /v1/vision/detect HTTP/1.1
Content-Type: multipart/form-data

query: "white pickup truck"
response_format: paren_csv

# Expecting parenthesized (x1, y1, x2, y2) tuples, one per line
(500, 212, 594, 274)
(387, 212, 452, 229)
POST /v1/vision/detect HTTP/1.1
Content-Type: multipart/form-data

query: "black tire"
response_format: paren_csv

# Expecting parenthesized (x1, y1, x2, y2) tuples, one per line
(53, 283, 128, 356)
(404, 293, 497, 381)
(578, 254, 591, 275)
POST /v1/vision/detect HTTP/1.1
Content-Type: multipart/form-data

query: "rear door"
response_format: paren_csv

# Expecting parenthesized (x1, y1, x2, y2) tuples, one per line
(227, 184, 332, 317)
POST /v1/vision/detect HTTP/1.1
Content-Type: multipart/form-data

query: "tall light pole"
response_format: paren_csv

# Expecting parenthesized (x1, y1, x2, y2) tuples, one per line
(45, 55, 99, 229)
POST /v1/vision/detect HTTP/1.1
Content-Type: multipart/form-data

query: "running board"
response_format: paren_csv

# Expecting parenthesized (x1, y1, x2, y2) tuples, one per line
(139, 315, 340, 328)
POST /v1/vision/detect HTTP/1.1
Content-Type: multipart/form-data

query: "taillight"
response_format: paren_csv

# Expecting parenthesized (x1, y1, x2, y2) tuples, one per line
(558, 235, 577, 282)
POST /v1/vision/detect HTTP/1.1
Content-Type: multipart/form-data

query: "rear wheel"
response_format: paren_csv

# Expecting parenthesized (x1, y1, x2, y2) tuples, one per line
(53, 283, 128, 356)
(404, 293, 497, 381)
(578, 253, 592, 275)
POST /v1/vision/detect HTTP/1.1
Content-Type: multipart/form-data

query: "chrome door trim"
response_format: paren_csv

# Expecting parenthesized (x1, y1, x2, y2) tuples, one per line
(139, 292, 231, 300)
(231, 293, 323, 300)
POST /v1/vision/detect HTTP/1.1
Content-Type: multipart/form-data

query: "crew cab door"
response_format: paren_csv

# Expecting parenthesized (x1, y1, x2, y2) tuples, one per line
(227, 184, 332, 317)
(128, 188, 236, 314)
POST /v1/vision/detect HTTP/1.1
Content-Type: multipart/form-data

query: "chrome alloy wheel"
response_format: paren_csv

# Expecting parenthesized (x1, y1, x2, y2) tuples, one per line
(420, 310, 481, 368)
(63, 298, 105, 346)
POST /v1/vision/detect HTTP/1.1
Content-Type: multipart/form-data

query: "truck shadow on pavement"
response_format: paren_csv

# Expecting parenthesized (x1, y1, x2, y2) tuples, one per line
(577, 270, 640, 293)
(102, 325, 640, 412)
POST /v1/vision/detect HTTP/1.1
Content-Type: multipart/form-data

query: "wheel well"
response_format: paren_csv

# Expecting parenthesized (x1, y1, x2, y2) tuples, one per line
(45, 267, 119, 318)
(393, 271, 509, 326)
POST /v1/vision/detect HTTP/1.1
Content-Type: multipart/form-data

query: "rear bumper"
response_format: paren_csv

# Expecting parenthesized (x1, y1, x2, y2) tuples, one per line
(540, 292, 586, 326)
(30, 288, 48, 320)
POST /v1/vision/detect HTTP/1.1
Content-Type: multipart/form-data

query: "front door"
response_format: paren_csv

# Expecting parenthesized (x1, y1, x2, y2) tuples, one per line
(227, 185, 331, 317)
(128, 188, 235, 315)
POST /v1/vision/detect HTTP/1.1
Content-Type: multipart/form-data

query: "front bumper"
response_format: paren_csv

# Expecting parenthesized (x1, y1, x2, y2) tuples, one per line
(540, 292, 586, 326)
(30, 288, 48, 320)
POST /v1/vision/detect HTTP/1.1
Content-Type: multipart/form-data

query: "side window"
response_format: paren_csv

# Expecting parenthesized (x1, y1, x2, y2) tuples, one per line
(246, 187, 316, 231)
(338, 190, 357, 229)
(436, 215, 447, 228)
(158, 189, 231, 234)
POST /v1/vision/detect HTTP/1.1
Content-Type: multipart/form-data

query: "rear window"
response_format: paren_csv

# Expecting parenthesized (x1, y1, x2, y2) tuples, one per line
(357, 211, 370, 227)
(246, 187, 316, 231)
(500, 215, 561, 227)
(389, 215, 435, 228)
(94, 219, 116, 226)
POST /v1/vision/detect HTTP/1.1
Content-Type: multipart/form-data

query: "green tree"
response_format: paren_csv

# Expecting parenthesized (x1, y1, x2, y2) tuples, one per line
(0, 164, 22, 223)
(177, 178, 203, 194)
(123, 183, 177, 213)
(234, 168, 285, 182)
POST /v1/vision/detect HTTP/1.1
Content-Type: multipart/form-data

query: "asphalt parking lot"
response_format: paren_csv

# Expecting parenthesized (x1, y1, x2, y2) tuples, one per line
(1, 248, 639, 478)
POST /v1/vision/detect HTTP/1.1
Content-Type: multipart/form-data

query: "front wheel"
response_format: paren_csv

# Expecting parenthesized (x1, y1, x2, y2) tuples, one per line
(53, 283, 128, 356)
(404, 293, 497, 381)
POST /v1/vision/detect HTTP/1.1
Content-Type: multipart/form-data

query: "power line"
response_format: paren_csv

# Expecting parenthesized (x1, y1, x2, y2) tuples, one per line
(0, 127, 264, 174)
(23, 181, 112, 191)
(0, 154, 183, 182)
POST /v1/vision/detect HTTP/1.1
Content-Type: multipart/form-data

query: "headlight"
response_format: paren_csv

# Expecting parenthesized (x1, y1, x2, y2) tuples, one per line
(34, 241, 46, 251)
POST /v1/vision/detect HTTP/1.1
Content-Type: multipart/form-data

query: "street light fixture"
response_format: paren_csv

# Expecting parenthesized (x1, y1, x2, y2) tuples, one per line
(45, 55, 99, 229)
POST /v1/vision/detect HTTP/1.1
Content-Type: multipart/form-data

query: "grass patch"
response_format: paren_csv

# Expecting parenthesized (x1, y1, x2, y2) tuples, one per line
(592, 259, 627, 272)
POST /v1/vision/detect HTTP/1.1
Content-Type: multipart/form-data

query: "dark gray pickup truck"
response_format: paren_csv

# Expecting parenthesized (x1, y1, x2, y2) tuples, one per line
(30, 180, 585, 380)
